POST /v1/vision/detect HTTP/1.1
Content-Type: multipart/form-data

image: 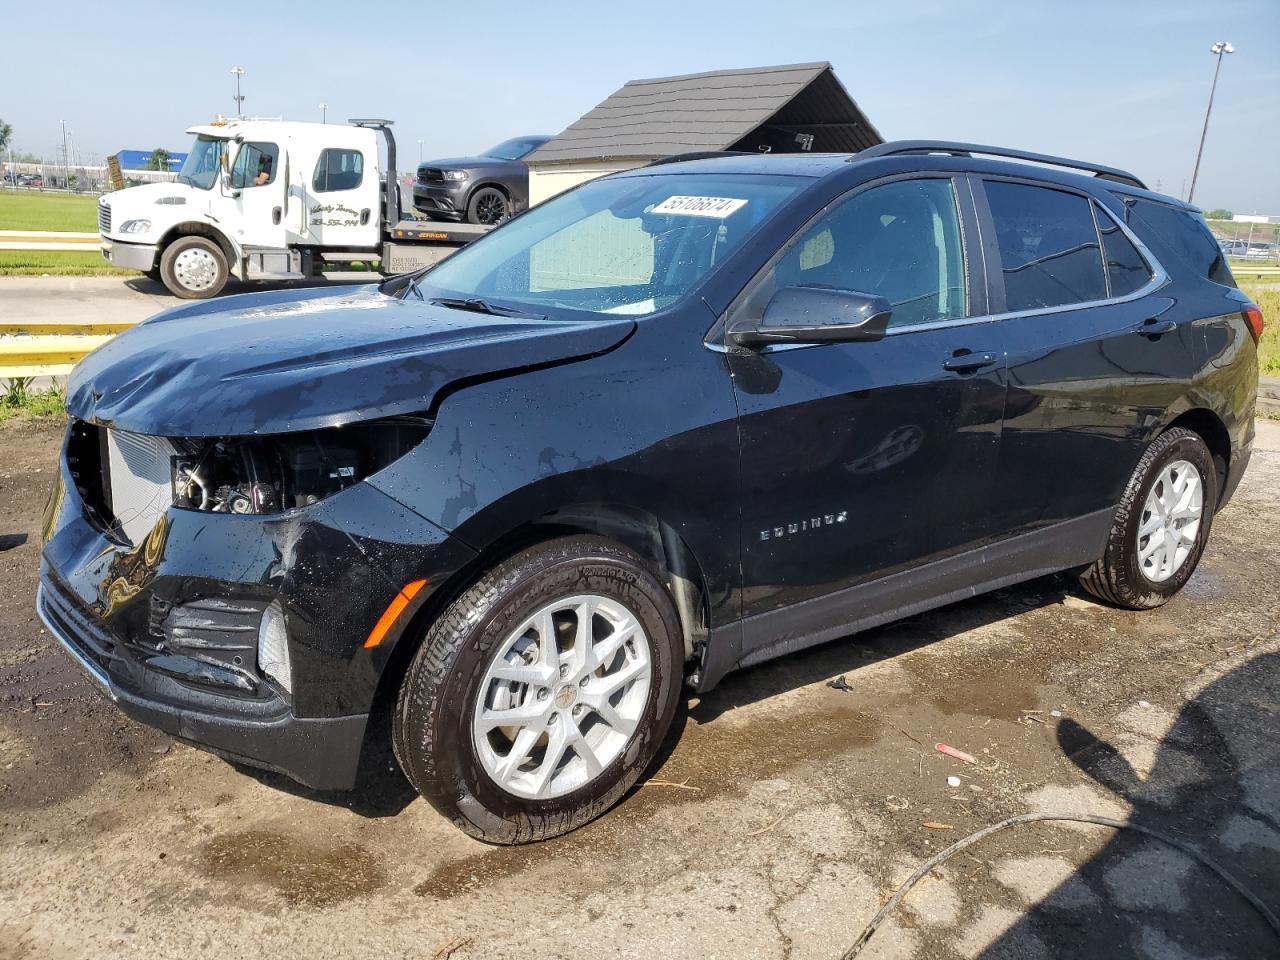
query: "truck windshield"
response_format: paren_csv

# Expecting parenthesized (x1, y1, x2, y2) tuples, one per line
(413, 172, 808, 317)
(177, 136, 225, 190)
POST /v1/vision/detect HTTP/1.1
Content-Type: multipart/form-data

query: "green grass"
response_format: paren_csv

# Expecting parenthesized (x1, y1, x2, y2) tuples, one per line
(0, 192, 101, 232)
(1240, 280, 1280, 377)
(0, 378, 66, 423)
(0, 249, 138, 276)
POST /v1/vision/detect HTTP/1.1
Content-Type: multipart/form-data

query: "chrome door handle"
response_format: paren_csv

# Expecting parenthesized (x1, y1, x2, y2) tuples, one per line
(942, 351, 998, 372)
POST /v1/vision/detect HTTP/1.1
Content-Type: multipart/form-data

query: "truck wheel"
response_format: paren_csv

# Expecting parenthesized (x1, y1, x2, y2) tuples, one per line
(160, 236, 228, 299)
(1079, 427, 1217, 610)
(143, 268, 163, 284)
(467, 186, 510, 226)
(394, 535, 684, 844)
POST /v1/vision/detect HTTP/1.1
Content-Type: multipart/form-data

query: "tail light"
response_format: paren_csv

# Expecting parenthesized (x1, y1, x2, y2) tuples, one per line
(1244, 305, 1265, 344)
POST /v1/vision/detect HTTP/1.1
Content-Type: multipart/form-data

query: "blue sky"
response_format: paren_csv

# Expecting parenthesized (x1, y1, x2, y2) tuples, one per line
(3, 0, 1277, 212)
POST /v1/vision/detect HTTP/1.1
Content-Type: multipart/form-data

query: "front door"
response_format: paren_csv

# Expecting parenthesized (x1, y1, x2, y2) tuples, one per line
(305, 145, 381, 250)
(227, 139, 288, 249)
(726, 175, 1006, 657)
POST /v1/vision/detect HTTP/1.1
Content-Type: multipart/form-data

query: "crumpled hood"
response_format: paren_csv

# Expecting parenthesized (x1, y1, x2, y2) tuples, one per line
(66, 284, 634, 437)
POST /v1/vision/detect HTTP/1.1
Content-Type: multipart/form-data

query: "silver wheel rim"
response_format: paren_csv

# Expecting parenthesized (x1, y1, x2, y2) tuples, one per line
(1137, 458, 1204, 583)
(472, 593, 651, 800)
(172, 247, 220, 291)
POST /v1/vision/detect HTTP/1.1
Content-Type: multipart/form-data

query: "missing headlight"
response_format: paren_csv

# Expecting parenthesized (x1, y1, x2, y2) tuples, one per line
(171, 415, 432, 515)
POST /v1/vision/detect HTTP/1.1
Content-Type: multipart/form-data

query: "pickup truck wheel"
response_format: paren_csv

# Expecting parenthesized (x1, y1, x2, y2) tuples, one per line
(1079, 427, 1217, 609)
(394, 535, 684, 844)
(160, 236, 228, 299)
(467, 186, 510, 226)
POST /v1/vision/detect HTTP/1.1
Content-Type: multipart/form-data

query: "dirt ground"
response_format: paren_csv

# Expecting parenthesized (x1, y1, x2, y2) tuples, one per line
(2, 416, 1278, 960)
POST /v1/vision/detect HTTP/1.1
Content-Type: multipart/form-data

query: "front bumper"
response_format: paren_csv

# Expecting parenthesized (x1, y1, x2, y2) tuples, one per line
(101, 236, 158, 271)
(39, 427, 476, 790)
(412, 182, 467, 219)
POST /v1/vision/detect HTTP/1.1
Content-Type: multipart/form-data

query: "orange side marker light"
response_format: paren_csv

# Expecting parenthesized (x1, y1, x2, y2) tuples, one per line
(364, 579, 428, 648)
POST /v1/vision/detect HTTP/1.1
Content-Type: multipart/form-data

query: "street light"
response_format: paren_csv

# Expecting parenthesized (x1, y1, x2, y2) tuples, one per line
(319, 102, 329, 124)
(1188, 41, 1234, 204)
(59, 119, 69, 190)
(417, 139, 424, 163)
(230, 66, 246, 117)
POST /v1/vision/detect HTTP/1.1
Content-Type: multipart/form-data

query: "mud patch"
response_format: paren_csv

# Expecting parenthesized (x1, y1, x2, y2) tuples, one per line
(199, 829, 386, 907)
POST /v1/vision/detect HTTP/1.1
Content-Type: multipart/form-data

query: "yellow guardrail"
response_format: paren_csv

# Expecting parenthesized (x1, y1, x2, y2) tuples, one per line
(0, 321, 136, 378)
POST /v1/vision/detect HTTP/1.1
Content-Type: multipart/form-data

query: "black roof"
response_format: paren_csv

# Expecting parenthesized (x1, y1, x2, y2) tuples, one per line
(527, 62, 883, 166)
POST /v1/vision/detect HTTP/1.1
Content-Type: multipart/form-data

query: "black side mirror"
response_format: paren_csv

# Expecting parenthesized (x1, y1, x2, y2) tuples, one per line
(729, 286, 892, 348)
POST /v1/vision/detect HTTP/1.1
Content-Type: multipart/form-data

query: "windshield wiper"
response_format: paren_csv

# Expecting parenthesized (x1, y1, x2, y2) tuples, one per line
(429, 296, 542, 319)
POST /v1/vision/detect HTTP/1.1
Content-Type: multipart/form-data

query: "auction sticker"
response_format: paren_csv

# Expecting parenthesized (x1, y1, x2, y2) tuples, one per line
(651, 195, 748, 218)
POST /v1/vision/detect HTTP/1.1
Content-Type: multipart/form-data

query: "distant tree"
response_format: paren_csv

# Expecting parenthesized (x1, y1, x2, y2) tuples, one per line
(146, 148, 172, 171)
(1205, 208, 1234, 221)
(0, 120, 12, 156)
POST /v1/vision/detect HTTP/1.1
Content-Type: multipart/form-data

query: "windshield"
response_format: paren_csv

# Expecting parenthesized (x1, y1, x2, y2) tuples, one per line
(483, 137, 546, 161)
(177, 136, 225, 189)
(414, 172, 807, 317)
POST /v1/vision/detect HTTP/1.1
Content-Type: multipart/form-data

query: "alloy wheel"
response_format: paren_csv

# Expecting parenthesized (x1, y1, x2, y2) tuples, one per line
(472, 594, 651, 799)
(1137, 458, 1204, 583)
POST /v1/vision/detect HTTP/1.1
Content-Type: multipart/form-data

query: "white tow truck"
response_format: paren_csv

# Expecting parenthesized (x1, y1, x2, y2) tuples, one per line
(98, 118, 488, 299)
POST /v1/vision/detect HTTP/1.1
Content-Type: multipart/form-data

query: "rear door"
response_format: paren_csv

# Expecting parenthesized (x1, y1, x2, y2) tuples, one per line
(977, 177, 1194, 539)
(305, 143, 381, 250)
(726, 174, 1007, 650)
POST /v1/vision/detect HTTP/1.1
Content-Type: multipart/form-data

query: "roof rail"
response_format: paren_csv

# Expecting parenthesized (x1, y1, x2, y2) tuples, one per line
(646, 151, 751, 167)
(856, 140, 1146, 190)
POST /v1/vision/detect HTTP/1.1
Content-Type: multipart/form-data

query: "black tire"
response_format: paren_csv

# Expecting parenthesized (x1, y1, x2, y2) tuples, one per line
(466, 186, 510, 226)
(159, 235, 228, 299)
(143, 267, 163, 284)
(1079, 427, 1218, 609)
(393, 536, 684, 844)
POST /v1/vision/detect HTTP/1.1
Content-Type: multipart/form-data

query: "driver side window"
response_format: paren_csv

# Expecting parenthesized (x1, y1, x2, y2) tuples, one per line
(774, 178, 969, 328)
(229, 142, 278, 189)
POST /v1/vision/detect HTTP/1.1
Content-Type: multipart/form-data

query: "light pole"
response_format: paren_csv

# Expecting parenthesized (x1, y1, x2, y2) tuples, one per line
(230, 66, 246, 117)
(1188, 40, 1234, 204)
(59, 119, 69, 190)
(319, 102, 329, 124)
(417, 139, 424, 163)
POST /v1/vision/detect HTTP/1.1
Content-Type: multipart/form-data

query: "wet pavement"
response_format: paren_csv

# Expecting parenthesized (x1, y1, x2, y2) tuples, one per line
(2, 416, 1278, 960)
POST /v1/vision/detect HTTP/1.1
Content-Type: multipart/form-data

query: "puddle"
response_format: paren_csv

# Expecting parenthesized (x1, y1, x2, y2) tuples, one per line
(200, 829, 386, 907)
(1181, 567, 1227, 601)
(925, 676, 1042, 722)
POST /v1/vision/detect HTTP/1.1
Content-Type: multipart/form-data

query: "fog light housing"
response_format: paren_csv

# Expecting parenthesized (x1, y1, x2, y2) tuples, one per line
(258, 600, 292, 694)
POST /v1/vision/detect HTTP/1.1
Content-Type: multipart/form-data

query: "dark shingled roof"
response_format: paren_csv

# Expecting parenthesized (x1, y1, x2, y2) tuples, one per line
(527, 62, 883, 166)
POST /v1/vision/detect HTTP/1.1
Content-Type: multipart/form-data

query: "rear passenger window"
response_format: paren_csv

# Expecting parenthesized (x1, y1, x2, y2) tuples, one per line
(1094, 202, 1152, 297)
(1127, 199, 1235, 287)
(985, 181, 1105, 311)
(773, 178, 968, 328)
(313, 149, 364, 193)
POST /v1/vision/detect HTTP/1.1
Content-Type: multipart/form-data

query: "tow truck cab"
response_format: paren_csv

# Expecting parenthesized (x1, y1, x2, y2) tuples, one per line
(98, 118, 480, 299)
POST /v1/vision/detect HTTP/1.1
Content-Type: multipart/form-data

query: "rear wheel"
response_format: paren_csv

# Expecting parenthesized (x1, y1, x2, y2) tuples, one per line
(467, 186, 510, 226)
(159, 235, 228, 299)
(393, 536, 684, 843)
(1079, 427, 1217, 609)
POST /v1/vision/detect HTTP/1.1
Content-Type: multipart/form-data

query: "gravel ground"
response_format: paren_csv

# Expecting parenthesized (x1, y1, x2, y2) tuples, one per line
(2, 417, 1278, 960)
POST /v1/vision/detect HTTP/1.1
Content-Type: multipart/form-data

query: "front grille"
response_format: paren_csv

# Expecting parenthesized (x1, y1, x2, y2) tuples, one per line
(66, 420, 175, 545)
(98, 200, 111, 233)
(418, 168, 444, 183)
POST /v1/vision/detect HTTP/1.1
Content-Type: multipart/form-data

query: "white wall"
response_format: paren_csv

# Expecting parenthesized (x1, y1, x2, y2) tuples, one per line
(527, 160, 644, 206)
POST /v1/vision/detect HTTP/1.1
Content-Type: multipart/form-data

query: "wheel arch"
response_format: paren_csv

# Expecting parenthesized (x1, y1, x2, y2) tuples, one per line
(157, 221, 238, 265)
(1163, 407, 1231, 507)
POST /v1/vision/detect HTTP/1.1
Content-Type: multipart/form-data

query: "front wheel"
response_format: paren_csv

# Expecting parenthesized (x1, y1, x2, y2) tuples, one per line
(1079, 427, 1217, 609)
(393, 536, 684, 843)
(466, 186, 510, 226)
(159, 235, 228, 299)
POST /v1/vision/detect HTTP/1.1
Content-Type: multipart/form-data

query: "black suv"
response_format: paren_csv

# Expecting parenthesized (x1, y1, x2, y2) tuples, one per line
(42, 141, 1263, 844)
(413, 135, 551, 225)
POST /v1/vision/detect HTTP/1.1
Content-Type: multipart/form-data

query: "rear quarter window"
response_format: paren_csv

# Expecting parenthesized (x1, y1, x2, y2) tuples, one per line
(1126, 198, 1235, 287)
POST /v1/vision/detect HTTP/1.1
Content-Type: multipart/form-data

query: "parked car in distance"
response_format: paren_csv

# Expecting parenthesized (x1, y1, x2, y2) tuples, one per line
(413, 135, 550, 225)
(42, 140, 1263, 844)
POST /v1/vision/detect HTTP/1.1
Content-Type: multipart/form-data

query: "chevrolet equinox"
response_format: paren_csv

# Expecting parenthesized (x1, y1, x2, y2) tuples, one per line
(40, 141, 1264, 843)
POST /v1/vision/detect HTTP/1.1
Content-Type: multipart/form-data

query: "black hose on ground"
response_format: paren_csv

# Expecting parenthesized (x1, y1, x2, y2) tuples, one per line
(842, 812, 1280, 959)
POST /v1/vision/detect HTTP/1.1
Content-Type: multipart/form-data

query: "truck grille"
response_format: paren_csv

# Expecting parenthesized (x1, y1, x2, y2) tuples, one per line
(98, 200, 111, 233)
(418, 168, 445, 183)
